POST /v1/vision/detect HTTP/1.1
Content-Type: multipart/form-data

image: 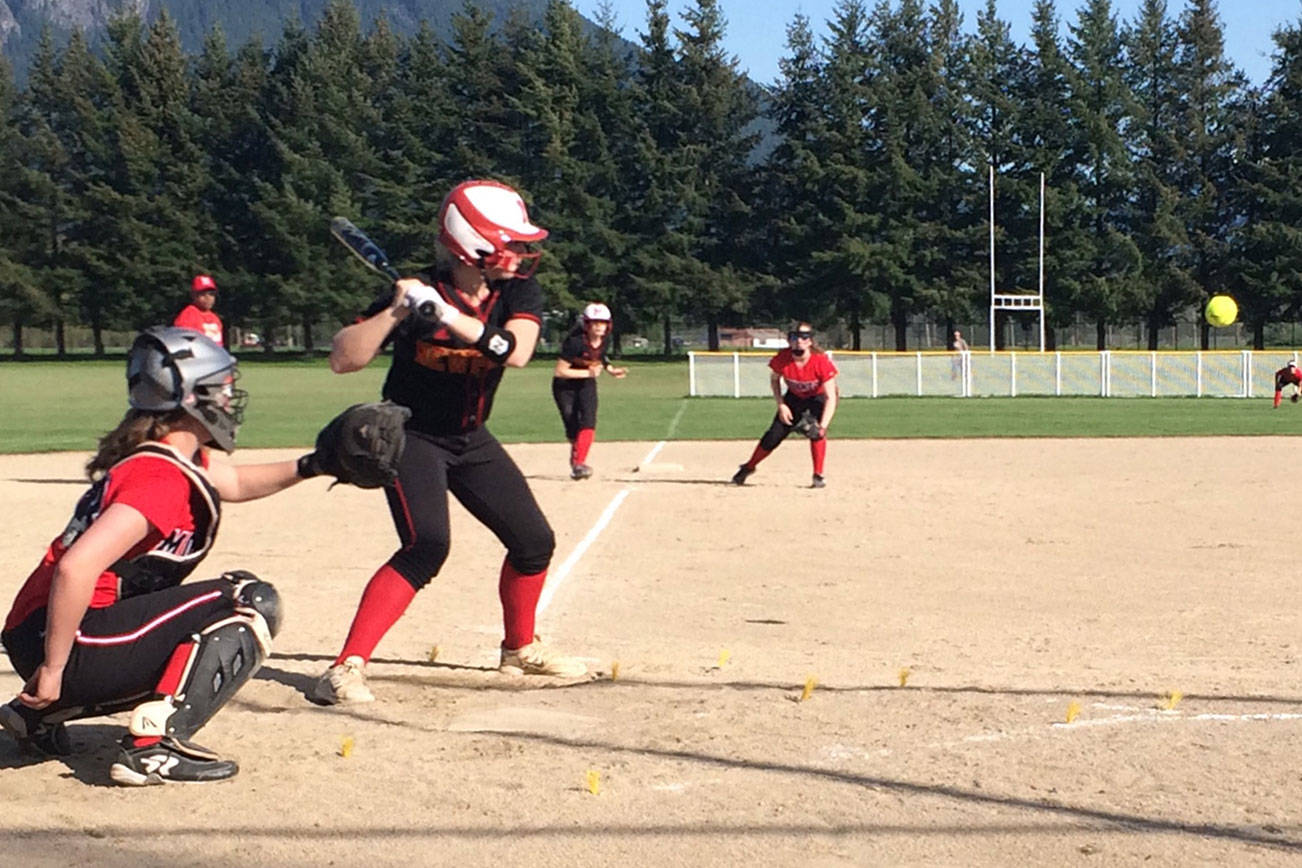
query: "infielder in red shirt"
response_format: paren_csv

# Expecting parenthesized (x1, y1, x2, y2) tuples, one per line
(731, 322, 839, 489)
(172, 274, 224, 346)
(1274, 361, 1301, 408)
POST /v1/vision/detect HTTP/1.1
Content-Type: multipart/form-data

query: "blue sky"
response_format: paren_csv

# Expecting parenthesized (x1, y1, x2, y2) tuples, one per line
(576, 0, 1299, 87)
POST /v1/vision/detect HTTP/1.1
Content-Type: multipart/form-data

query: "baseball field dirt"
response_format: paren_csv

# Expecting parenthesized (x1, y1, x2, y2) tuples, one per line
(1, 437, 1299, 866)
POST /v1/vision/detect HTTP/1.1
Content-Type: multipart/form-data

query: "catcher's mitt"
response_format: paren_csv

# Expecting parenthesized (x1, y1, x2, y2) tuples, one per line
(300, 401, 410, 488)
(792, 409, 824, 441)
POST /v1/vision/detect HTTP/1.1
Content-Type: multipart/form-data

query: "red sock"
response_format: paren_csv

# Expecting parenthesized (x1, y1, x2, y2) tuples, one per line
(745, 444, 771, 468)
(573, 428, 595, 464)
(811, 438, 827, 475)
(1275, 390, 1283, 408)
(336, 564, 416, 664)
(499, 559, 546, 650)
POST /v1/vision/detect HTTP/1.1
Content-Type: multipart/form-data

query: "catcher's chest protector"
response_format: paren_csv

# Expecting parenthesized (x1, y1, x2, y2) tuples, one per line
(61, 444, 221, 598)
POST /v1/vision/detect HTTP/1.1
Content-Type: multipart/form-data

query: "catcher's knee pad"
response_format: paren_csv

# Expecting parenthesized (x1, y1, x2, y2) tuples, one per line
(225, 572, 282, 640)
(128, 604, 274, 741)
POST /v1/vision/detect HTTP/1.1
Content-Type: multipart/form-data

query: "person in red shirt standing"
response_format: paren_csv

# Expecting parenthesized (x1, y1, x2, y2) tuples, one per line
(173, 274, 224, 346)
(731, 322, 839, 489)
(0, 326, 346, 785)
(1274, 361, 1301, 408)
(552, 302, 628, 480)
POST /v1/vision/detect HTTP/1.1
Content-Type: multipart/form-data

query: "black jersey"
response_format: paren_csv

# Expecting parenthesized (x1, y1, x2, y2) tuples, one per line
(557, 330, 609, 373)
(363, 267, 543, 436)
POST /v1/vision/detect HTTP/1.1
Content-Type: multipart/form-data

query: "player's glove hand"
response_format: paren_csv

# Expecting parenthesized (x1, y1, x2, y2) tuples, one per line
(298, 401, 411, 489)
(792, 410, 825, 441)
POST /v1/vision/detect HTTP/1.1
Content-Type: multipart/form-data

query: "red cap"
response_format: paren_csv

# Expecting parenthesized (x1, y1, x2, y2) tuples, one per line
(191, 274, 217, 293)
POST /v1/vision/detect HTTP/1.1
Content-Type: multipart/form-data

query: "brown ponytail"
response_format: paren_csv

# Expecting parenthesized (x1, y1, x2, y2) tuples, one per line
(86, 408, 187, 480)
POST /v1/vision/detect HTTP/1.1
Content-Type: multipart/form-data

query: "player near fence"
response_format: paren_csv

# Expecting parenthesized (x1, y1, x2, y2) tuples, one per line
(172, 274, 223, 345)
(731, 322, 839, 489)
(311, 179, 587, 706)
(552, 302, 627, 480)
(1274, 361, 1301, 408)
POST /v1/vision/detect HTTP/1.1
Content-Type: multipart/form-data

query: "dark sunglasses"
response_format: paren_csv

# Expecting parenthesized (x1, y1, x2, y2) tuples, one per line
(788, 331, 814, 341)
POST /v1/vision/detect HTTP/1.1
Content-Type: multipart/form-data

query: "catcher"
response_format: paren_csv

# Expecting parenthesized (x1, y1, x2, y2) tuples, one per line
(310, 178, 586, 706)
(1274, 361, 1302, 408)
(731, 322, 839, 489)
(0, 327, 400, 786)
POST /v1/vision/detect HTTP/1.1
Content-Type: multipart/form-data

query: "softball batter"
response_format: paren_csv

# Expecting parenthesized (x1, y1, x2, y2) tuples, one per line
(552, 302, 627, 479)
(731, 323, 839, 488)
(311, 179, 586, 705)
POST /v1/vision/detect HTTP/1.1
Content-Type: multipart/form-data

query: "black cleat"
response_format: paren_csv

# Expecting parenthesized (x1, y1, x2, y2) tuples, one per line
(0, 699, 72, 757)
(109, 736, 238, 786)
(811, 474, 826, 489)
(731, 465, 754, 485)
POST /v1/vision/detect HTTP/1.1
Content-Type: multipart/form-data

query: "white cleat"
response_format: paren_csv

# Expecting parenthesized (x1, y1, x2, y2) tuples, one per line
(500, 636, 588, 678)
(309, 655, 375, 704)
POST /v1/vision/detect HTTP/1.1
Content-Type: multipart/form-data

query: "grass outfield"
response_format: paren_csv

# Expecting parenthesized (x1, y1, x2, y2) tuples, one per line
(1, 357, 1299, 452)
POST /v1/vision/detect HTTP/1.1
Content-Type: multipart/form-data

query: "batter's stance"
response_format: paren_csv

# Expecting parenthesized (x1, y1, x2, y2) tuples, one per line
(1, 328, 291, 785)
(731, 322, 839, 489)
(312, 179, 586, 705)
(552, 302, 627, 479)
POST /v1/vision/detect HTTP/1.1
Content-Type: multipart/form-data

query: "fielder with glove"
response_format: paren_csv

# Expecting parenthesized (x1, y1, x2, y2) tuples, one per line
(1274, 361, 1301, 409)
(731, 322, 838, 489)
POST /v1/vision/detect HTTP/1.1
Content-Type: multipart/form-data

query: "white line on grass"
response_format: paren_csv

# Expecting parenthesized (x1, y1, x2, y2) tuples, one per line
(634, 399, 688, 471)
(538, 488, 631, 616)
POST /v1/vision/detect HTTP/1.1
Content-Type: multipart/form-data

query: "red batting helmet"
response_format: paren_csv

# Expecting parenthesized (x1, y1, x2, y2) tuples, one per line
(438, 180, 548, 278)
(191, 274, 217, 294)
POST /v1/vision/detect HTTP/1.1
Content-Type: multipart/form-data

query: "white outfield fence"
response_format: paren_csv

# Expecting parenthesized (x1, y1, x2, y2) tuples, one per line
(688, 350, 1302, 398)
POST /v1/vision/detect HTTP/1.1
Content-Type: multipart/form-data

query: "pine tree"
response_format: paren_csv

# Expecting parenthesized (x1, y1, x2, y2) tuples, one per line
(1066, 0, 1141, 349)
(1173, 0, 1248, 346)
(672, 0, 760, 349)
(1124, 0, 1194, 349)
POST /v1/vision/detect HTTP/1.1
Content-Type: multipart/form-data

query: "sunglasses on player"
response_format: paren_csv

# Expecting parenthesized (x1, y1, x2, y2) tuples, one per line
(788, 331, 814, 342)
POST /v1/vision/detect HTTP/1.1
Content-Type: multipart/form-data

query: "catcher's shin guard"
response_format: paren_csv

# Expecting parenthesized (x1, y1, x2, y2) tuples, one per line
(128, 578, 281, 741)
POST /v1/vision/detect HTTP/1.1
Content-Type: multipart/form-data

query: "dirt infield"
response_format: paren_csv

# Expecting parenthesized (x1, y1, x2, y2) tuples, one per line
(1, 437, 1300, 866)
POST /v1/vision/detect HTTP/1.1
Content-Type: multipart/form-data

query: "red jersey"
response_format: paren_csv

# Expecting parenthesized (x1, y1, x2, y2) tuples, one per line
(173, 305, 223, 345)
(4, 445, 220, 631)
(1276, 366, 1301, 388)
(769, 349, 838, 399)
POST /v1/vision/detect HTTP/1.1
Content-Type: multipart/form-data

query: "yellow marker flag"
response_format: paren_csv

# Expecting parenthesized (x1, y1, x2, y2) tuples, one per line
(1162, 690, 1183, 711)
(1065, 700, 1081, 724)
(427, 645, 440, 662)
(339, 736, 355, 758)
(585, 770, 601, 795)
(898, 667, 911, 687)
(716, 649, 731, 668)
(610, 661, 620, 681)
(800, 675, 818, 702)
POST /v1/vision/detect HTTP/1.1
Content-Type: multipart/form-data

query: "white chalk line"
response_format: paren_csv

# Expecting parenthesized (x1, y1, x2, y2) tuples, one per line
(537, 488, 631, 616)
(823, 703, 1302, 761)
(634, 400, 688, 472)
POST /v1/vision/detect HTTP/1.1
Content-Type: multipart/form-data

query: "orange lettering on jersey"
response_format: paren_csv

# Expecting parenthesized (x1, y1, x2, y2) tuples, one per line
(414, 342, 495, 375)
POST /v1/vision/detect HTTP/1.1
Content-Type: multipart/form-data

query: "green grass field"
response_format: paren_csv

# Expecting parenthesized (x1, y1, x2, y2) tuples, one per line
(1, 357, 1298, 453)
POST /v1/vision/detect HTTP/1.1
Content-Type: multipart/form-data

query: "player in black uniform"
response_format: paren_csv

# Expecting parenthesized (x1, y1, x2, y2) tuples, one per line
(552, 302, 627, 479)
(311, 179, 587, 705)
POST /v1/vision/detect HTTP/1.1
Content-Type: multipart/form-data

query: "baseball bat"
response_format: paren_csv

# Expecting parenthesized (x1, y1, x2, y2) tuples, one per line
(329, 217, 439, 318)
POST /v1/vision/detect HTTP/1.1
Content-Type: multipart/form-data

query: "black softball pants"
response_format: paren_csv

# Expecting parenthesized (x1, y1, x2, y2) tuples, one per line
(383, 426, 556, 589)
